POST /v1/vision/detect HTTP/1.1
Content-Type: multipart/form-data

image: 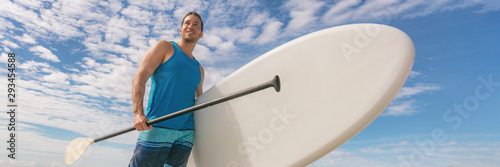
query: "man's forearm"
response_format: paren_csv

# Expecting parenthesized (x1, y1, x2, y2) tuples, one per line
(132, 76, 146, 115)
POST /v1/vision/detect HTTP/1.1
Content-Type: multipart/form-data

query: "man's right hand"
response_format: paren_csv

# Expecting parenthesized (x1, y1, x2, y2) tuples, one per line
(134, 114, 152, 131)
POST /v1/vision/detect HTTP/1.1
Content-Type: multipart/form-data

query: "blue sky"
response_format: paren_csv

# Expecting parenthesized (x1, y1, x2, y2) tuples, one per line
(0, 0, 499, 166)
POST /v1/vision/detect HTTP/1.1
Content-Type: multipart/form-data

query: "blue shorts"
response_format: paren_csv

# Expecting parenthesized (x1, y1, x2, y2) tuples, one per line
(129, 127, 194, 167)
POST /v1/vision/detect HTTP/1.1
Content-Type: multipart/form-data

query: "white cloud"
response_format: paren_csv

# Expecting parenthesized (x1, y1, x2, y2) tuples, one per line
(409, 70, 422, 79)
(18, 60, 74, 93)
(128, 0, 175, 11)
(284, 0, 325, 33)
(203, 66, 236, 90)
(14, 0, 43, 9)
(193, 44, 213, 63)
(199, 27, 257, 63)
(383, 99, 419, 116)
(203, 27, 253, 51)
(0, 160, 37, 167)
(104, 16, 131, 44)
(246, 11, 270, 26)
(1, 40, 20, 49)
(0, 1, 40, 28)
(15, 58, 137, 145)
(0, 127, 134, 167)
(43, 71, 70, 85)
(13, 81, 137, 143)
(311, 135, 500, 167)
(70, 56, 136, 101)
(221, 27, 256, 44)
(400, 0, 456, 19)
(204, 0, 258, 28)
(19, 0, 86, 39)
(120, 5, 154, 25)
(317, 0, 493, 26)
(0, 18, 15, 34)
(375, 141, 410, 147)
(19, 60, 51, 71)
(29, 45, 60, 62)
(0, 53, 9, 64)
(202, 33, 224, 49)
(382, 82, 441, 116)
(255, 19, 283, 44)
(478, 0, 500, 12)
(308, 148, 393, 167)
(50, 0, 108, 22)
(380, 68, 441, 116)
(150, 13, 178, 39)
(322, 0, 362, 25)
(395, 83, 441, 99)
(13, 34, 37, 44)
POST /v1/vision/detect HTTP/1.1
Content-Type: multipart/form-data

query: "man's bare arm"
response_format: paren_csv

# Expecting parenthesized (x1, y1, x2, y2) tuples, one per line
(195, 65, 205, 99)
(132, 40, 173, 131)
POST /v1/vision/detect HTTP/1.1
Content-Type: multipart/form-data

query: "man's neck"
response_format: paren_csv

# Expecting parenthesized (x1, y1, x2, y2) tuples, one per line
(177, 40, 197, 58)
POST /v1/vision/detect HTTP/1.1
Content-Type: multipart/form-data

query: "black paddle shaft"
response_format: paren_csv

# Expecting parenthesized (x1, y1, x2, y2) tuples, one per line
(93, 75, 280, 143)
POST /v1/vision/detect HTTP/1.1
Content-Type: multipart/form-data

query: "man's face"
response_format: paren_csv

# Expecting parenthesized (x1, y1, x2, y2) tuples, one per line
(180, 14, 203, 43)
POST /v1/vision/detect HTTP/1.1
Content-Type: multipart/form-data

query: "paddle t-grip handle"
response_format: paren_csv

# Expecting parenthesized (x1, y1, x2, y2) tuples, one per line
(93, 75, 280, 143)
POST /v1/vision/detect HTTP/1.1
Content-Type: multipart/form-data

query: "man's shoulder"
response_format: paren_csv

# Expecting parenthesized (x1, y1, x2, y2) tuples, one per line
(151, 40, 175, 53)
(156, 40, 174, 48)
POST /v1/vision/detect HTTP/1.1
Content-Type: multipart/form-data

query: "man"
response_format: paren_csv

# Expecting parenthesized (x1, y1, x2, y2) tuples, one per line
(129, 12, 205, 167)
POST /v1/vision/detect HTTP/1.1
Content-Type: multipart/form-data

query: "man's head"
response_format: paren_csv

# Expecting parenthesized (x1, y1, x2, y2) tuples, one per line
(181, 12, 203, 32)
(180, 12, 204, 43)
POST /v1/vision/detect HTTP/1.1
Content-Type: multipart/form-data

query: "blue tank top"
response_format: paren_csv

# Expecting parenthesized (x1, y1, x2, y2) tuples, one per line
(145, 41, 201, 130)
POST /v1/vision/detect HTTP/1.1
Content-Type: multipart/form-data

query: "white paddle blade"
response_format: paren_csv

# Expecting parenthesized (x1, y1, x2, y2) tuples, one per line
(64, 138, 94, 165)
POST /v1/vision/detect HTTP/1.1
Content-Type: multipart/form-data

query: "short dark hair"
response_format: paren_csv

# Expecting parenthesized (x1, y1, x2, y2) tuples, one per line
(182, 12, 204, 32)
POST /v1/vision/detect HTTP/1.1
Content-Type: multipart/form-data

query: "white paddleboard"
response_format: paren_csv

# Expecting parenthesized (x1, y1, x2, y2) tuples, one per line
(189, 23, 414, 166)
